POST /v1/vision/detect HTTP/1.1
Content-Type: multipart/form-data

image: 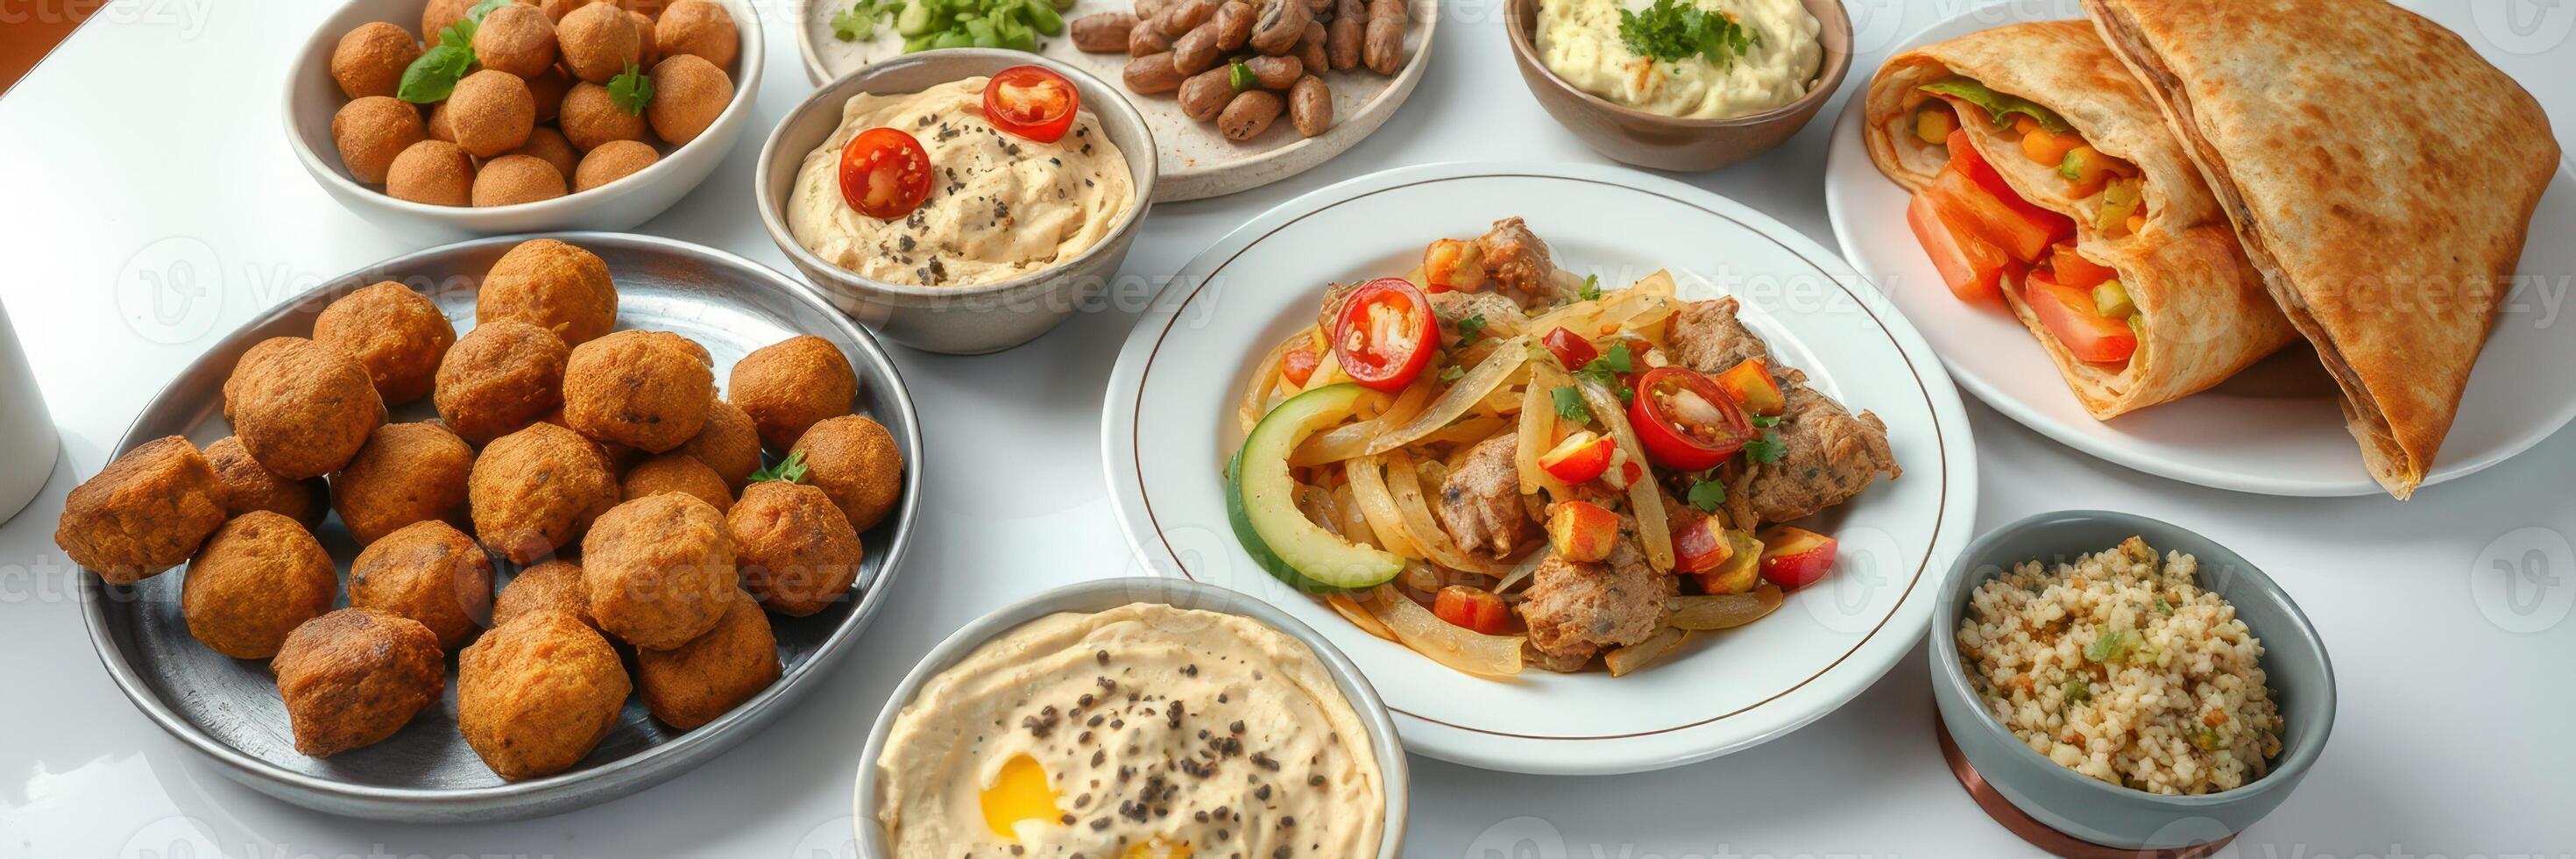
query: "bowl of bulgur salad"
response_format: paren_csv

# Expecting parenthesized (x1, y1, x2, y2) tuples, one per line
(1929, 510, 2334, 851)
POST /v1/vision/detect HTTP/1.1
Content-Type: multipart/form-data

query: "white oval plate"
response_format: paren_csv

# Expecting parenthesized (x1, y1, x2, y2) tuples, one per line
(794, 0, 1436, 202)
(1101, 162, 1978, 775)
(1820, 0, 2576, 496)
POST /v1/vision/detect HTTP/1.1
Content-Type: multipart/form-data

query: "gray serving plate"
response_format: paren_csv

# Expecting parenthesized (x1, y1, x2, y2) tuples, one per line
(76, 232, 923, 822)
(1928, 510, 2335, 849)
(853, 577, 1410, 858)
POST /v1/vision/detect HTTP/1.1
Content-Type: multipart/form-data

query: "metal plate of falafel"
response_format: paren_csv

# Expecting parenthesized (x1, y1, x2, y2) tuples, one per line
(67, 232, 920, 821)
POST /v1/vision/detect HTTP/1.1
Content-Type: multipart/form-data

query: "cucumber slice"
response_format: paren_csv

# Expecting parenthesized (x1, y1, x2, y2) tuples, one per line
(1227, 384, 1405, 592)
(895, 1, 933, 37)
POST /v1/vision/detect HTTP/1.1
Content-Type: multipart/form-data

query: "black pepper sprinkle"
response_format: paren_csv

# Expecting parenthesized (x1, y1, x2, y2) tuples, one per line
(1255, 784, 1271, 801)
(1182, 664, 1199, 677)
(1307, 774, 1326, 787)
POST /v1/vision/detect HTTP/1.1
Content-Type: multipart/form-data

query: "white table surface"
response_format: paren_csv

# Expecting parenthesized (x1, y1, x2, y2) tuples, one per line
(5, 1, 2573, 855)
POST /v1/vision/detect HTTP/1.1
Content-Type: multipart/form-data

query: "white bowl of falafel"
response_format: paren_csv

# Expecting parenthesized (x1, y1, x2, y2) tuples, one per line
(286, 0, 763, 237)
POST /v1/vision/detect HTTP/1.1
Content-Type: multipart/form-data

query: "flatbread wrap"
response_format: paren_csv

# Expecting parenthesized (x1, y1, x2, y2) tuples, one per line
(2083, 0, 2560, 498)
(1863, 19, 2296, 420)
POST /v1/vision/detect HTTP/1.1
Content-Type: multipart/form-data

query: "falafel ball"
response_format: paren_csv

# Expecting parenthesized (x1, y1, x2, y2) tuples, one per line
(272, 607, 446, 756)
(421, 0, 477, 39)
(386, 138, 476, 206)
(557, 81, 653, 152)
(789, 415, 903, 533)
(223, 337, 387, 479)
(541, 405, 647, 473)
(350, 520, 495, 651)
(507, 125, 579, 183)
(458, 609, 630, 781)
(622, 452, 731, 511)
(180, 512, 337, 660)
(643, 53, 731, 146)
(478, 238, 619, 345)
(448, 69, 537, 158)
(727, 480, 862, 616)
(471, 4, 560, 79)
(556, 2, 642, 83)
(471, 153, 568, 206)
(539, 0, 586, 22)
(630, 9, 662, 67)
(333, 422, 475, 546)
(678, 398, 760, 490)
(425, 100, 457, 142)
(571, 138, 658, 191)
(433, 319, 570, 444)
(55, 437, 228, 585)
(331, 21, 422, 99)
(653, 1, 737, 69)
(524, 64, 574, 123)
(563, 330, 711, 453)
(470, 422, 619, 564)
(312, 280, 456, 404)
(584, 493, 735, 650)
(634, 588, 777, 729)
(732, 335, 856, 452)
(204, 436, 327, 528)
(331, 96, 428, 185)
(491, 558, 594, 629)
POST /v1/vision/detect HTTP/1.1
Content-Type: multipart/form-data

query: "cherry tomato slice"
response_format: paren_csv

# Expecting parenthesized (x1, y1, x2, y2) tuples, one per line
(1628, 366, 1755, 471)
(838, 126, 934, 220)
(1280, 342, 1320, 387)
(1433, 586, 1511, 635)
(982, 66, 1079, 144)
(1540, 326, 1597, 370)
(1330, 277, 1437, 393)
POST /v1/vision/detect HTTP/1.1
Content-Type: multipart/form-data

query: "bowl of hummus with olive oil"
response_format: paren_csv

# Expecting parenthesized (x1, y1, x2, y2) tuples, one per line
(1506, 0, 1850, 170)
(855, 577, 1406, 858)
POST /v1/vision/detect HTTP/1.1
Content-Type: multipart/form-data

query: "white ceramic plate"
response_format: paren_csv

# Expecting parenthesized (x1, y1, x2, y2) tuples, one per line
(793, 0, 1435, 202)
(1820, 0, 2576, 496)
(1101, 162, 1978, 775)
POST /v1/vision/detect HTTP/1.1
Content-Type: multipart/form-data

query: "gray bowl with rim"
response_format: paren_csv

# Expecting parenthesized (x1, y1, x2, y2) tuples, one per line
(1928, 510, 2335, 849)
(852, 576, 1407, 857)
(754, 49, 1157, 355)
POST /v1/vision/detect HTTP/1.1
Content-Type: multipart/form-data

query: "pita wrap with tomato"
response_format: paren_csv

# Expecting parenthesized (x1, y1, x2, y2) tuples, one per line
(2083, 0, 2560, 499)
(1863, 19, 2296, 420)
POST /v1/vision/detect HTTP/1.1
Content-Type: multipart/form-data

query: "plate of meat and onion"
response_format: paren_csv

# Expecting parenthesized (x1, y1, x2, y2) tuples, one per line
(1103, 162, 1977, 774)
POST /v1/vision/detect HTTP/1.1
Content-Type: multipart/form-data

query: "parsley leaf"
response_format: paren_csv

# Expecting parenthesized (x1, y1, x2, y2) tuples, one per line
(396, 42, 476, 103)
(607, 62, 654, 116)
(1618, 0, 1759, 67)
(1577, 273, 1603, 302)
(1551, 386, 1590, 422)
(1744, 430, 1787, 465)
(750, 451, 810, 485)
(1454, 313, 1488, 345)
(831, 0, 890, 40)
(1570, 341, 1634, 400)
(1686, 479, 1726, 513)
(1750, 415, 1780, 429)
(1437, 365, 1465, 384)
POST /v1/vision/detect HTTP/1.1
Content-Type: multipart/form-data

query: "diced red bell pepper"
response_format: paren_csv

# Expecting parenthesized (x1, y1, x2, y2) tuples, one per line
(1424, 238, 1484, 294)
(1541, 326, 1598, 370)
(1538, 430, 1613, 484)
(1673, 515, 1734, 575)
(1546, 500, 1620, 563)
(2023, 273, 2138, 366)
(1433, 586, 1511, 635)
(1711, 359, 1787, 416)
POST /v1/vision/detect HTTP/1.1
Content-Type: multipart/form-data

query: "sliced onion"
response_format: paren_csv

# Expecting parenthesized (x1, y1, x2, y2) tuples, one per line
(1384, 451, 1511, 576)
(1578, 377, 1674, 571)
(1293, 380, 1431, 466)
(1241, 330, 1305, 434)
(1366, 337, 1531, 455)
(1518, 360, 1579, 503)
(1667, 584, 1784, 630)
(1493, 545, 1550, 595)
(1367, 585, 1525, 678)
(1412, 415, 1511, 448)
(1328, 593, 1398, 642)
(1604, 627, 1688, 677)
(1344, 455, 1422, 560)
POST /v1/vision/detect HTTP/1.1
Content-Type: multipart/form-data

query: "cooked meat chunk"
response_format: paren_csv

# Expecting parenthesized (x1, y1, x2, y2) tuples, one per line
(1473, 217, 1557, 308)
(1433, 432, 1530, 557)
(1669, 296, 1773, 374)
(1749, 368, 1901, 522)
(1517, 529, 1672, 671)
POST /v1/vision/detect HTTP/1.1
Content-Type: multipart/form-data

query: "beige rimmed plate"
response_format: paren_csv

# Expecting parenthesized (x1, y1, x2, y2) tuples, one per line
(792, 0, 1436, 202)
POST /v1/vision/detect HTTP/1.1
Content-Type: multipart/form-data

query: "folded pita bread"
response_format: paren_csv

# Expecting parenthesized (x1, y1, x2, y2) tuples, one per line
(2084, 0, 2561, 498)
(1863, 20, 2296, 419)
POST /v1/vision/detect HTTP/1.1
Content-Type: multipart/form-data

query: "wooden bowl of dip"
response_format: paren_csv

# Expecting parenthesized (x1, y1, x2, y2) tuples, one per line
(1504, 0, 1851, 172)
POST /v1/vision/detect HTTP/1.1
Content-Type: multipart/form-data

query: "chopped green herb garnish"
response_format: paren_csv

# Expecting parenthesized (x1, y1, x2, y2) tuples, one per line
(1685, 478, 1726, 513)
(1750, 415, 1780, 429)
(607, 62, 654, 115)
(395, 18, 480, 104)
(1618, 0, 1760, 67)
(1551, 386, 1590, 422)
(2084, 628, 2132, 664)
(1576, 274, 1603, 302)
(2061, 677, 2091, 707)
(1454, 313, 1489, 345)
(1743, 430, 1786, 465)
(1437, 365, 1465, 384)
(832, 0, 895, 39)
(1570, 342, 1633, 396)
(750, 451, 810, 485)
(2154, 595, 2174, 615)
